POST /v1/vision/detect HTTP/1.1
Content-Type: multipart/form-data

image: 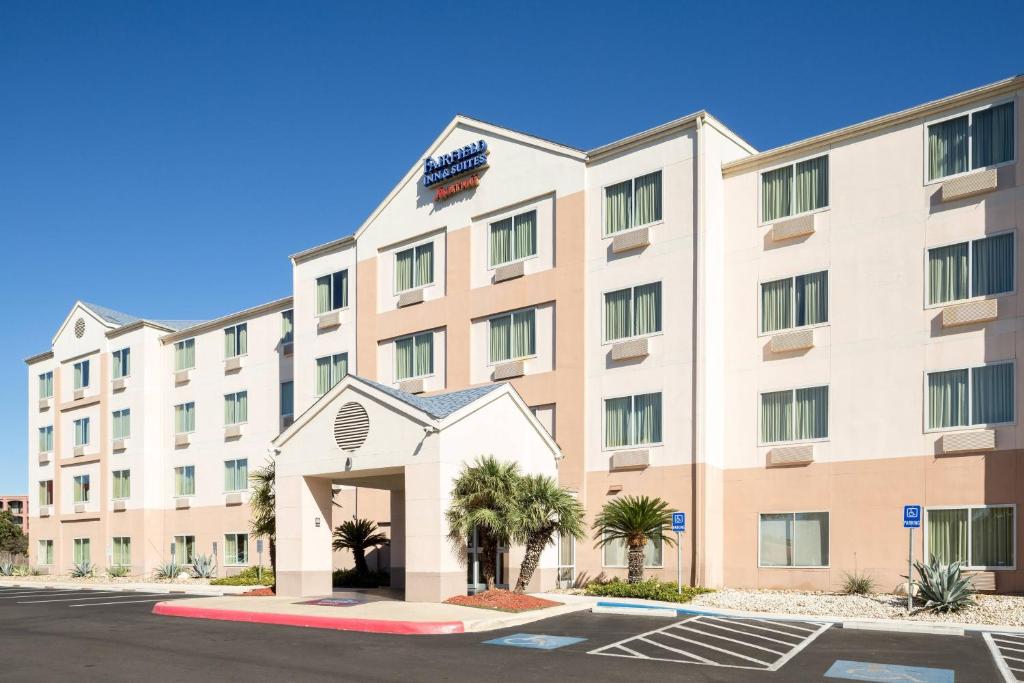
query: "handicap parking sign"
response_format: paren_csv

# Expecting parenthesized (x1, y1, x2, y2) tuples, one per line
(903, 505, 921, 528)
(672, 512, 686, 533)
(484, 633, 586, 650)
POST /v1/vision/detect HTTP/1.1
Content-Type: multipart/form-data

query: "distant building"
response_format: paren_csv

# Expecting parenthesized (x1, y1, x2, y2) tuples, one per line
(1, 496, 29, 535)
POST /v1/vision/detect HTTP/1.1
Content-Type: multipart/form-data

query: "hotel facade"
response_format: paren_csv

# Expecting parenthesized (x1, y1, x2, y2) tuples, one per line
(25, 76, 1024, 600)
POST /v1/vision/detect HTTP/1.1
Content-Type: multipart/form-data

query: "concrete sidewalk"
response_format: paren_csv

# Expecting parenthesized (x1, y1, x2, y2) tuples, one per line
(0, 578, 251, 596)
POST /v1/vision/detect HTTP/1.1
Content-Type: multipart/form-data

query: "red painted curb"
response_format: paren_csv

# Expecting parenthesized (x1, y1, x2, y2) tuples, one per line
(152, 602, 465, 635)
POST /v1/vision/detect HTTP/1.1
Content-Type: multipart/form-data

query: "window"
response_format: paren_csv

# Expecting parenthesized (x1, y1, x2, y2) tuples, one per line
(604, 392, 662, 448)
(73, 475, 90, 503)
(604, 170, 662, 235)
(490, 210, 537, 267)
(761, 155, 829, 223)
(112, 408, 131, 440)
(281, 310, 294, 343)
(760, 386, 829, 443)
(38, 540, 53, 565)
(174, 466, 195, 497)
(224, 323, 247, 358)
(73, 359, 90, 390)
(761, 271, 829, 333)
(174, 338, 195, 371)
(395, 242, 434, 292)
(224, 459, 248, 492)
(112, 470, 130, 499)
(316, 270, 349, 314)
(315, 353, 348, 396)
(173, 535, 196, 565)
(604, 282, 662, 342)
(73, 417, 90, 446)
(489, 309, 535, 363)
(38, 371, 53, 399)
(112, 348, 130, 379)
(928, 233, 1014, 305)
(38, 480, 53, 507)
(927, 505, 1014, 569)
(280, 381, 294, 419)
(927, 362, 1014, 429)
(224, 391, 248, 425)
(73, 538, 91, 565)
(174, 402, 195, 434)
(112, 537, 131, 567)
(395, 332, 434, 380)
(759, 512, 829, 567)
(928, 101, 1015, 181)
(557, 531, 575, 586)
(602, 533, 663, 568)
(225, 533, 249, 565)
(38, 426, 53, 453)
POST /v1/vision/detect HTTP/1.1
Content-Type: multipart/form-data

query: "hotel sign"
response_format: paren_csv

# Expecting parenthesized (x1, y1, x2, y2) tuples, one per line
(423, 139, 489, 201)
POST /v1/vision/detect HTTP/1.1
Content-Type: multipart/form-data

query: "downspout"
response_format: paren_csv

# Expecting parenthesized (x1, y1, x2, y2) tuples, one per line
(691, 114, 707, 587)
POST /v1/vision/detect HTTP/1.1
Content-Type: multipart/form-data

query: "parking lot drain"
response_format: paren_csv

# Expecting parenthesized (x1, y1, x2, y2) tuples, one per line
(484, 634, 586, 650)
(824, 660, 954, 682)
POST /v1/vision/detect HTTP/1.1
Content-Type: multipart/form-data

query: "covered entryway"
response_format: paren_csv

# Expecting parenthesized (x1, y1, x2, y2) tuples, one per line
(272, 376, 561, 602)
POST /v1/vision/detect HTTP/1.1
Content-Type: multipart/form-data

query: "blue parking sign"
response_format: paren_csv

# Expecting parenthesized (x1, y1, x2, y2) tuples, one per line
(903, 505, 921, 528)
(672, 512, 686, 533)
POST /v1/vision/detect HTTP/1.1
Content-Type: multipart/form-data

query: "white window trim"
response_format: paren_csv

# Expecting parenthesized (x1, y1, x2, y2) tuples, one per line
(112, 408, 131, 440)
(925, 504, 1017, 571)
(73, 417, 91, 446)
(224, 533, 250, 566)
(173, 465, 196, 498)
(111, 470, 130, 501)
(73, 360, 91, 389)
(486, 307, 539, 366)
(757, 152, 831, 226)
(279, 381, 294, 419)
(173, 402, 196, 435)
(923, 229, 1016, 309)
(224, 323, 248, 360)
(600, 282, 665, 345)
(392, 237, 437, 295)
(922, 360, 1017, 433)
(39, 426, 53, 454)
(757, 511, 831, 569)
(39, 371, 54, 399)
(73, 475, 91, 504)
(757, 383, 831, 447)
(112, 348, 131, 380)
(38, 540, 54, 565)
(39, 481, 54, 507)
(224, 459, 249, 494)
(600, 391, 665, 452)
(174, 338, 196, 371)
(224, 391, 249, 426)
(314, 353, 348, 398)
(315, 269, 350, 315)
(756, 270, 831, 337)
(111, 537, 131, 567)
(923, 98, 1018, 185)
(393, 331, 436, 382)
(486, 208, 540, 270)
(600, 169, 665, 238)
(599, 531, 665, 569)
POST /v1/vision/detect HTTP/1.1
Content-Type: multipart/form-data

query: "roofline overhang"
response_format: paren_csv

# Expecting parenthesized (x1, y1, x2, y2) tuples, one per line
(289, 235, 356, 265)
(106, 319, 177, 340)
(160, 296, 293, 344)
(24, 350, 55, 365)
(587, 110, 758, 162)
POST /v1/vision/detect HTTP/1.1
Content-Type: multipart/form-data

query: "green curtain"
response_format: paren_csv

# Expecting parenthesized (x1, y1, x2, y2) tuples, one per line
(972, 102, 1014, 169)
(634, 283, 662, 335)
(489, 315, 511, 363)
(181, 467, 195, 496)
(928, 509, 968, 564)
(74, 539, 90, 564)
(490, 217, 513, 266)
(395, 337, 414, 380)
(74, 418, 89, 446)
(113, 349, 129, 379)
(38, 481, 49, 506)
(175, 340, 194, 371)
(415, 333, 433, 376)
(795, 156, 828, 214)
(972, 507, 1014, 567)
(224, 326, 235, 358)
(237, 324, 247, 355)
(972, 363, 1013, 425)
(280, 381, 294, 417)
(634, 393, 662, 444)
(761, 278, 793, 333)
(973, 233, 1014, 297)
(395, 248, 414, 291)
(39, 427, 51, 453)
(928, 369, 969, 429)
(225, 535, 238, 564)
(74, 475, 89, 503)
(316, 357, 332, 395)
(604, 289, 631, 341)
(634, 171, 662, 226)
(514, 210, 537, 259)
(316, 275, 331, 314)
(512, 311, 535, 359)
(333, 353, 348, 386)
(795, 272, 828, 326)
(793, 512, 829, 566)
(74, 361, 89, 389)
(759, 514, 793, 566)
(928, 243, 969, 304)
(225, 460, 248, 491)
(174, 537, 195, 565)
(761, 391, 793, 442)
(604, 397, 632, 447)
(795, 386, 828, 440)
(281, 310, 294, 343)
(113, 538, 130, 567)
(928, 116, 969, 180)
(761, 166, 792, 222)
(604, 180, 631, 235)
(39, 372, 52, 398)
(113, 410, 130, 440)
(415, 243, 433, 287)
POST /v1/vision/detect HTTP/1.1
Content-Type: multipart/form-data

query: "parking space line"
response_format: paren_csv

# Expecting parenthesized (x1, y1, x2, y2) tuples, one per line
(702, 616, 805, 638)
(983, 632, 1024, 682)
(668, 624, 785, 655)
(752, 619, 819, 633)
(636, 637, 714, 663)
(70, 598, 181, 607)
(657, 630, 772, 665)
(17, 592, 147, 604)
(695, 619, 802, 646)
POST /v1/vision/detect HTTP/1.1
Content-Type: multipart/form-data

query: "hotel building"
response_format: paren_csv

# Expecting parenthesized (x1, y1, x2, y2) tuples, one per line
(26, 76, 1024, 600)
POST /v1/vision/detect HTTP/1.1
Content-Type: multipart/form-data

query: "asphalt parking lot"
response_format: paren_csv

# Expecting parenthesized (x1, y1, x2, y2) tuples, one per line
(0, 585, 1009, 682)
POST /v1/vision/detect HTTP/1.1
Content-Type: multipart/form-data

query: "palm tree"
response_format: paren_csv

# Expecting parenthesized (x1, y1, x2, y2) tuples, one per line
(445, 455, 521, 592)
(510, 474, 585, 593)
(249, 460, 276, 589)
(333, 518, 390, 576)
(592, 495, 675, 584)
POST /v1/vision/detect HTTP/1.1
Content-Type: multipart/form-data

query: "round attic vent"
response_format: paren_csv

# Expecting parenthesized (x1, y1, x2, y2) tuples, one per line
(333, 402, 369, 452)
(74, 318, 86, 338)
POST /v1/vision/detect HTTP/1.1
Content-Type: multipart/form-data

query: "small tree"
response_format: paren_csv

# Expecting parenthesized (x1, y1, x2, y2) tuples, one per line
(0, 511, 27, 557)
(249, 460, 276, 589)
(333, 519, 389, 576)
(510, 475, 585, 593)
(592, 495, 675, 584)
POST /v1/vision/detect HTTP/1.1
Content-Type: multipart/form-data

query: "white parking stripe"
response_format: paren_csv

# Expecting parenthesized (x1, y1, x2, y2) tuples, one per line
(703, 616, 804, 639)
(17, 592, 145, 604)
(656, 629, 772, 665)
(70, 598, 178, 607)
(0, 591, 89, 599)
(668, 624, 785, 655)
(984, 632, 1023, 682)
(637, 636, 715, 664)
(695, 619, 802, 646)
(615, 644, 649, 658)
(750, 619, 819, 634)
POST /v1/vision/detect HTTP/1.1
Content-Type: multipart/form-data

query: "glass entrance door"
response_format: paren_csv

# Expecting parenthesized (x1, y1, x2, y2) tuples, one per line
(466, 528, 508, 593)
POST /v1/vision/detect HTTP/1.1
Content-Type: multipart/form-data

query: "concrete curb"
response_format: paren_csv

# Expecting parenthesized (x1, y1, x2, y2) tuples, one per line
(593, 605, 678, 618)
(460, 600, 595, 632)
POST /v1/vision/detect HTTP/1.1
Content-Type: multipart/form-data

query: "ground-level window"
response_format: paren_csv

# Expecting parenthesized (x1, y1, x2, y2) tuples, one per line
(395, 332, 434, 380)
(225, 533, 249, 565)
(315, 353, 348, 396)
(604, 392, 662, 448)
(927, 362, 1014, 429)
(38, 540, 53, 565)
(173, 535, 196, 565)
(928, 233, 1014, 305)
(602, 533, 663, 568)
(224, 459, 248, 492)
(759, 512, 829, 568)
(557, 531, 575, 588)
(73, 538, 90, 565)
(174, 466, 195, 497)
(760, 386, 829, 444)
(112, 537, 131, 567)
(927, 505, 1015, 568)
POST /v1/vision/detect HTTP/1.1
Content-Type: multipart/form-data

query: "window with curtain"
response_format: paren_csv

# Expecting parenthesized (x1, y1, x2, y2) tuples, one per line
(112, 348, 130, 379)
(316, 270, 349, 314)
(603, 392, 663, 448)
(112, 470, 130, 499)
(73, 360, 90, 390)
(927, 362, 1013, 429)
(174, 339, 195, 371)
(761, 155, 829, 222)
(73, 538, 91, 565)
(174, 466, 196, 497)
(759, 512, 829, 567)
(224, 391, 248, 425)
(395, 332, 434, 380)
(395, 242, 434, 292)
(601, 533, 663, 568)
(928, 233, 1014, 305)
(224, 323, 247, 358)
(112, 409, 130, 440)
(38, 540, 54, 565)
(38, 480, 53, 506)
(928, 102, 1015, 181)
(112, 537, 131, 567)
(174, 402, 195, 434)
(73, 475, 90, 503)
(315, 353, 348, 396)
(280, 381, 294, 418)
(38, 371, 53, 399)
(489, 210, 537, 267)
(603, 170, 663, 235)
(489, 309, 536, 363)
(38, 426, 53, 453)
(73, 418, 90, 446)
(760, 386, 829, 443)
(281, 310, 294, 343)
(928, 506, 1014, 568)
(174, 535, 196, 565)
(604, 282, 662, 342)
(224, 459, 249, 492)
(225, 533, 249, 565)
(761, 271, 828, 333)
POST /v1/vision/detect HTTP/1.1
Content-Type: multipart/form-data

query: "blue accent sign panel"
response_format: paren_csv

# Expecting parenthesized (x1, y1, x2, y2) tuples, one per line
(904, 505, 922, 528)
(672, 512, 686, 533)
(825, 660, 954, 682)
(484, 633, 586, 650)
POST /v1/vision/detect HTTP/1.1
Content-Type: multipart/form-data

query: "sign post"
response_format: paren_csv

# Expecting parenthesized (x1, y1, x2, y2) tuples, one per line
(671, 512, 686, 594)
(257, 539, 264, 581)
(903, 505, 921, 612)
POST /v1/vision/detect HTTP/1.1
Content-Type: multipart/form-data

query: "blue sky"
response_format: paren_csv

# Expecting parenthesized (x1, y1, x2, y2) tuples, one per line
(0, 1, 1021, 493)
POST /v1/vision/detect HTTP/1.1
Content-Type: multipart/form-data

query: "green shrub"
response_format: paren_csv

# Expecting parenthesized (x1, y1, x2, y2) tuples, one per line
(209, 566, 274, 586)
(841, 571, 876, 595)
(585, 578, 711, 604)
(106, 565, 130, 578)
(332, 568, 390, 588)
(71, 562, 95, 578)
(910, 557, 976, 613)
(0, 562, 14, 576)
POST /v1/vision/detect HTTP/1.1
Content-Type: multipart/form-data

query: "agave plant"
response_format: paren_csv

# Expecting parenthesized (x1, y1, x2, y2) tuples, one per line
(0, 561, 13, 576)
(191, 554, 217, 579)
(71, 561, 95, 578)
(909, 556, 976, 613)
(154, 561, 182, 580)
(106, 565, 130, 578)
